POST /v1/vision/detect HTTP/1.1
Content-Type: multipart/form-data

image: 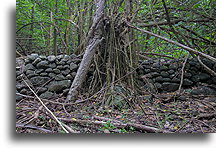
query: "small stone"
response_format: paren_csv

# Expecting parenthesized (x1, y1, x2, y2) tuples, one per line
(66, 74, 72, 79)
(37, 87, 48, 95)
(183, 79, 193, 86)
(162, 82, 179, 92)
(47, 55, 56, 62)
(24, 64, 35, 72)
(40, 72, 48, 76)
(26, 70, 34, 76)
(39, 55, 46, 60)
(70, 63, 78, 71)
(168, 70, 175, 74)
(20, 88, 28, 94)
(171, 77, 180, 83)
(32, 57, 42, 66)
(40, 91, 54, 99)
(169, 64, 178, 70)
(53, 68, 61, 74)
(27, 53, 39, 62)
(49, 63, 56, 68)
(48, 73, 56, 77)
(30, 76, 50, 85)
(150, 72, 160, 77)
(35, 69, 44, 74)
(56, 65, 65, 70)
(154, 83, 162, 89)
(61, 69, 70, 76)
(54, 74, 65, 80)
(155, 76, 163, 82)
(160, 65, 168, 71)
(16, 83, 26, 91)
(161, 71, 169, 77)
(36, 61, 49, 69)
(45, 68, 53, 73)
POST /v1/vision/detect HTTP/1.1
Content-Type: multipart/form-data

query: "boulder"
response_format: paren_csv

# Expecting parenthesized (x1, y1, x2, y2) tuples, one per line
(162, 82, 179, 92)
(48, 80, 71, 93)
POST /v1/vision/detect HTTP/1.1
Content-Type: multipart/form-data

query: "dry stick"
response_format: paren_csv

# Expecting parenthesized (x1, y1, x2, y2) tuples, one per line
(126, 22, 216, 63)
(22, 78, 70, 133)
(16, 123, 54, 133)
(197, 56, 216, 76)
(177, 53, 189, 94)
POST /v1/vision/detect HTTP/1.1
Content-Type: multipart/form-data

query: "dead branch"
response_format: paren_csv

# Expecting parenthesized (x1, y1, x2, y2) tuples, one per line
(126, 22, 216, 63)
(16, 123, 54, 133)
(22, 78, 70, 133)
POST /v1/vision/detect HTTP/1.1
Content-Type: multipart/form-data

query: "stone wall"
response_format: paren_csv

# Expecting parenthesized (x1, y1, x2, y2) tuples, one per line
(16, 54, 216, 101)
(136, 58, 216, 93)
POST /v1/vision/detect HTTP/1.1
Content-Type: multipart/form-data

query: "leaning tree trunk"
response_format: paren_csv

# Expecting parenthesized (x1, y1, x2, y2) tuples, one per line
(66, 0, 105, 102)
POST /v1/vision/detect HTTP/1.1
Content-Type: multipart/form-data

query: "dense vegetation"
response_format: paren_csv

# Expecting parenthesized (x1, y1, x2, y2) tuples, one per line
(16, 0, 216, 133)
(16, 0, 216, 57)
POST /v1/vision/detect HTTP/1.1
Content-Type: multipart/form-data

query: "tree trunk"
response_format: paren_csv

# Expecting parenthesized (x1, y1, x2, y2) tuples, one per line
(66, 0, 105, 102)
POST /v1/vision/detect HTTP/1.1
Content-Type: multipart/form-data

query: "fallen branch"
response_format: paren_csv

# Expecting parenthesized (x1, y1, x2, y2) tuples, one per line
(59, 116, 172, 133)
(126, 22, 216, 63)
(16, 123, 54, 133)
(22, 78, 70, 133)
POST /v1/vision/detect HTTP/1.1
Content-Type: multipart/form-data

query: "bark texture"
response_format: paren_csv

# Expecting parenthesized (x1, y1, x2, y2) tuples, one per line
(66, 0, 105, 101)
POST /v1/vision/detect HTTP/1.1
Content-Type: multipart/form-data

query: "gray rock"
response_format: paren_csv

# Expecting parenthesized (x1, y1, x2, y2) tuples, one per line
(49, 63, 56, 68)
(54, 74, 65, 80)
(155, 76, 163, 82)
(36, 61, 49, 69)
(20, 88, 28, 94)
(71, 72, 77, 78)
(144, 69, 151, 73)
(39, 55, 46, 60)
(183, 79, 193, 86)
(154, 83, 162, 89)
(66, 74, 73, 79)
(163, 78, 171, 82)
(171, 77, 180, 83)
(150, 72, 160, 77)
(152, 63, 160, 68)
(16, 83, 26, 91)
(26, 70, 34, 76)
(168, 69, 175, 74)
(24, 63, 35, 72)
(37, 87, 48, 95)
(35, 69, 44, 74)
(161, 71, 169, 77)
(40, 72, 48, 76)
(56, 65, 65, 70)
(191, 73, 210, 82)
(190, 86, 215, 95)
(40, 91, 54, 99)
(169, 64, 178, 70)
(162, 82, 179, 92)
(47, 55, 56, 62)
(160, 65, 168, 71)
(32, 57, 42, 66)
(27, 53, 39, 62)
(184, 72, 192, 78)
(48, 73, 56, 78)
(56, 55, 64, 60)
(30, 76, 50, 85)
(48, 80, 71, 93)
(61, 69, 70, 76)
(63, 65, 70, 69)
(53, 68, 61, 74)
(70, 63, 78, 71)
(45, 68, 53, 73)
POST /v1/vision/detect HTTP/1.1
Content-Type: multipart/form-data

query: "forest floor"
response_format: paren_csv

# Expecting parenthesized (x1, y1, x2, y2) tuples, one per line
(16, 86, 215, 133)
